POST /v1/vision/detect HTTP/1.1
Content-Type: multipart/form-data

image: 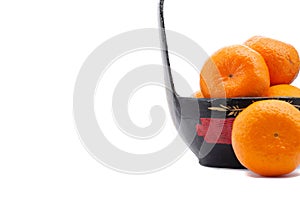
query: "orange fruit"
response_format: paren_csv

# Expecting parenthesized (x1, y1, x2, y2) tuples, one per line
(194, 90, 204, 98)
(245, 36, 300, 86)
(266, 84, 300, 97)
(200, 45, 270, 98)
(232, 100, 300, 177)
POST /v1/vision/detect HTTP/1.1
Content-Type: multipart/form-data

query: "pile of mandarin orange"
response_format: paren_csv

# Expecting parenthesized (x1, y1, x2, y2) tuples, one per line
(195, 36, 300, 177)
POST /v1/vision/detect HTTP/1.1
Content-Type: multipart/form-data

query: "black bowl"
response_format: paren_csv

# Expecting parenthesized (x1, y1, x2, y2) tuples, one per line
(159, 0, 300, 168)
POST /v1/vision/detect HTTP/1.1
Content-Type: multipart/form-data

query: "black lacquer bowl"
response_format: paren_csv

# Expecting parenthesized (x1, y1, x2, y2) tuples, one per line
(159, 0, 300, 168)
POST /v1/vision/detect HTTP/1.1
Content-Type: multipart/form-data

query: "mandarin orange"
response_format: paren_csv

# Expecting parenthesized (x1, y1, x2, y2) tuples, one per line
(266, 84, 300, 97)
(245, 36, 300, 85)
(200, 45, 270, 98)
(232, 100, 300, 177)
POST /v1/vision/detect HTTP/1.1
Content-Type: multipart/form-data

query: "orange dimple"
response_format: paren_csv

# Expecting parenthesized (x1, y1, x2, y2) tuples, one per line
(200, 45, 270, 98)
(232, 100, 300, 177)
(245, 36, 300, 86)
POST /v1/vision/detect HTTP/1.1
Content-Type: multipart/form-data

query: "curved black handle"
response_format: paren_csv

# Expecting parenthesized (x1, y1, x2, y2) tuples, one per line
(159, 0, 183, 129)
(159, 0, 177, 96)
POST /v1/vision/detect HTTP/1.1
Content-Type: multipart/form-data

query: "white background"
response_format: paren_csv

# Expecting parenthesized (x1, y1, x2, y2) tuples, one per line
(1, 0, 300, 198)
